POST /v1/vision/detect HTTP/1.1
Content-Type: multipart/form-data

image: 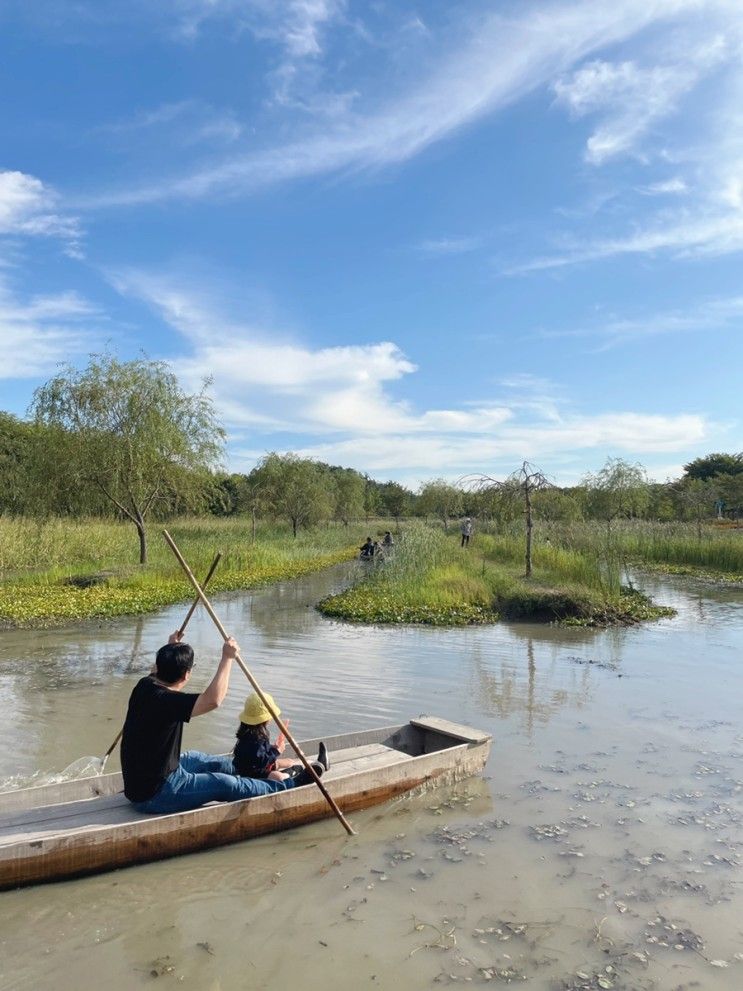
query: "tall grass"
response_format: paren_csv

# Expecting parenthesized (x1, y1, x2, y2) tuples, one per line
(616, 521, 743, 575)
(0, 516, 357, 576)
(320, 518, 680, 626)
(0, 515, 362, 626)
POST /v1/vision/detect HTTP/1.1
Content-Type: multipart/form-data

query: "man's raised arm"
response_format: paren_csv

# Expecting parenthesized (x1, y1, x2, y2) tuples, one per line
(191, 637, 239, 717)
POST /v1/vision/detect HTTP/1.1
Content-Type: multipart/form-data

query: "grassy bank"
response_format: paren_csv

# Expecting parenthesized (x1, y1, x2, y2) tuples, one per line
(0, 517, 358, 628)
(319, 523, 675, 627)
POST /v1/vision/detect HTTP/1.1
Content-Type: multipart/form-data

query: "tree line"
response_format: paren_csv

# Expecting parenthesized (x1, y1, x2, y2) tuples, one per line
(1, 356, 742, 564)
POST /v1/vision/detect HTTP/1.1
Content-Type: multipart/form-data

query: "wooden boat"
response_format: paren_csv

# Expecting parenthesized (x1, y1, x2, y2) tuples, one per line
(0, 716, 490, 890)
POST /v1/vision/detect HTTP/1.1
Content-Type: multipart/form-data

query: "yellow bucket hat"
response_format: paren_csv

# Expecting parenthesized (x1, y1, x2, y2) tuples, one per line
(239, 691, 280, 725)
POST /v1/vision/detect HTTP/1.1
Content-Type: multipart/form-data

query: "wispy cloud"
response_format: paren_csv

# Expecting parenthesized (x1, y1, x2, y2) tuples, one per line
(0, 276, 98, 379)
(0, 171, 81, 253)
(504, 209, 743, 274)
(100, 99, 243, 145)
(172, 0, 345, 51)
(415, 235, 483, 256)
(540, 294, 743, 350)
(637, 177, 689, 195)
(81, 0, 720, 208)
(552, 42, 724, 164)
(509, 10, 743, 271)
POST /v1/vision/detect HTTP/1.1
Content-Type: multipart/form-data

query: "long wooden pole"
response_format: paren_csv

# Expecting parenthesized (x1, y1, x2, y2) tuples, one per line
(99, 553, 222, 770)
(162, 529, 356, 837)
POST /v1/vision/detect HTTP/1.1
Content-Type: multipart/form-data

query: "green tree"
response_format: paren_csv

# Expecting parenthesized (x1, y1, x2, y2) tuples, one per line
(674, 478, 714, 539)
(0, 412, 33, 514)
(363, 477, 382, 521)
(683, 452, 743, 481)
(30, 354, 224, 563)
(583, 458, 650, 535)
(253, 453, 333, 537)
(378, 481, 411, 523)
(333, 469, 365, 526)
(647, 482, 676, 522)
(417, 478, 463, 531)
(532, 488, 581, 523)
(716, 473, 743, 524)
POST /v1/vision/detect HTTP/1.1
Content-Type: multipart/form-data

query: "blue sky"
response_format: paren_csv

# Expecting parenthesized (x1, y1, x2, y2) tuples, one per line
(1, 0, 741, 488)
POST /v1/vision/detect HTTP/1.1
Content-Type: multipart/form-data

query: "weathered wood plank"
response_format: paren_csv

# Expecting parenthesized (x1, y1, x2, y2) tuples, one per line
(411, 716, 492, 745)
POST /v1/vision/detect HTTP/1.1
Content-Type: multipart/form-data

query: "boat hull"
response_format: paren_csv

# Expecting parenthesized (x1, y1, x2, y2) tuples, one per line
(0, 718, 491, 890)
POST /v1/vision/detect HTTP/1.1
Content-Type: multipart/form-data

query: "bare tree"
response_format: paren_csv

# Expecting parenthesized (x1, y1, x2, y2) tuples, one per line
(463, 462, 552, 577)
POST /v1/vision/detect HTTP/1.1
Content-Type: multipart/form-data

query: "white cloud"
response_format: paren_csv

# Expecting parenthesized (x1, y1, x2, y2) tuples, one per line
(249, 0, 346, 59)
(552, 47, 723, 163)
(108, 270, 710, 482)
(0, 171, 79, 247)
(81, 0, 723, 208)
(0, 278, 98, 379)
(172, 0, 344, 52)
(283, 411, 707, 475)
(509, 11, 743, 271)
(554, 60, 686, 164)
(638, 177, 689, 195)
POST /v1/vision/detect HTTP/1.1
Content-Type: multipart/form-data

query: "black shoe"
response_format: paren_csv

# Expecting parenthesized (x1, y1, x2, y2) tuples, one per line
(317, 741, 329, 771)
(293, 761, 325, 786)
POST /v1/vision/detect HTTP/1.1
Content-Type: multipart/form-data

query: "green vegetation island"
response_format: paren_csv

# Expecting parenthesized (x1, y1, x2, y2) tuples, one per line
(2, 355, 743, 630)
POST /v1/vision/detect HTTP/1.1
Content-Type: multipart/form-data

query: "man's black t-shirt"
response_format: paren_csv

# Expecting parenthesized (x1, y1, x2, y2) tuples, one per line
(121, 676, 200, 802)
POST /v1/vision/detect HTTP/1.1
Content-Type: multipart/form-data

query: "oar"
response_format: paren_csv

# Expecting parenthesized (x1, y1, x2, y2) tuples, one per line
(162, 529, 356, 837)
(62, 553, 223, 780)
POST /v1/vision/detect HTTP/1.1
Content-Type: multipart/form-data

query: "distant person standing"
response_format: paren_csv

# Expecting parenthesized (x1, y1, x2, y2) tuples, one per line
(460, 517, 473, 548)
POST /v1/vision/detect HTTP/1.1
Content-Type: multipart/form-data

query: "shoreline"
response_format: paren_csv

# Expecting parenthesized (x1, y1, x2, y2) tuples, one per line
(0, 549, 356, 630)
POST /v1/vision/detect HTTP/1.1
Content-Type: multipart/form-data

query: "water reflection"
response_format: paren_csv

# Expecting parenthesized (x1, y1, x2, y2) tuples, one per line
(471, 637, 590, 736)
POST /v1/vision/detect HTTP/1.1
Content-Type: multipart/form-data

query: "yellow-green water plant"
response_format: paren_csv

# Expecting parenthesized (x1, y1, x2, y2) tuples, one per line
(0, 516, 359, 628)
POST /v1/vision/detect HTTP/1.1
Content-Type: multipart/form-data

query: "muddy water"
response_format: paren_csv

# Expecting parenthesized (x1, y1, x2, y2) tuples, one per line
(1, 566, 743, 990)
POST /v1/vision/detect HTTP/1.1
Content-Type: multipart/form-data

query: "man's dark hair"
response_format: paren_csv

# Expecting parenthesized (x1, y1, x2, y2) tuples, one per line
(155, 643, 195, 684)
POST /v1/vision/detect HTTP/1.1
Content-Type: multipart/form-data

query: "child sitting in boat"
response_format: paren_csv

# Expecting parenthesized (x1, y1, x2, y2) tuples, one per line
(233, 692, 328, 782)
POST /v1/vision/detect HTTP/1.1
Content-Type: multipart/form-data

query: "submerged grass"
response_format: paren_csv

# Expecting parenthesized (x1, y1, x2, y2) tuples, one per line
(319, 521, 675, 628)
(0, 516, 358, 628)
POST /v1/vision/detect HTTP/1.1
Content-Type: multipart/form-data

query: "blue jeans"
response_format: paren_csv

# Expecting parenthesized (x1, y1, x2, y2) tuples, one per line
(132, 750, 296, 814)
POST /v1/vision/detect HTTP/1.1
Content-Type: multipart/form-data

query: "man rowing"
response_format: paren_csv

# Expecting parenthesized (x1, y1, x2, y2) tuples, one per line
(121, 631, 314, 814)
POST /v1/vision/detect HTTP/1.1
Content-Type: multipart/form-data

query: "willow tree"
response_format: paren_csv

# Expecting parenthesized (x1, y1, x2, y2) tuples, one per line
(333, 469, 365, 527)
(252, 453, 333, 537)
(31, 355, 224, 563)
(418, 478, 463, 531)
(583, 457, 649, 536)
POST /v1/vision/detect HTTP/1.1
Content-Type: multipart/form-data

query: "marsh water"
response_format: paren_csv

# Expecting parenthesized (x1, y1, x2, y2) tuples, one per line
(2, 564, 743, 990)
